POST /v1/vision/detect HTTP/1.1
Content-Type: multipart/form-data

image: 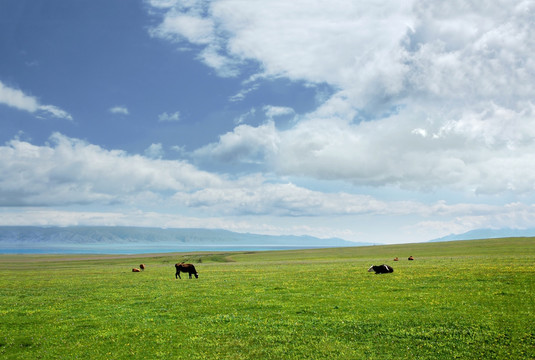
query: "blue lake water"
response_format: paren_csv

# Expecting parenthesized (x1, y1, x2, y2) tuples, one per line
(0, 243, 353, 254)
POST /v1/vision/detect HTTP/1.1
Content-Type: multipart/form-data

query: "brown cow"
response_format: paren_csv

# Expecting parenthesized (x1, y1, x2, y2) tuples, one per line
(132, 268, 141, 272)
(393, 257, 399, 261)
(140, 264, 145, 271)
(175, 263, 198, 279)
(408, 256, 414, 261)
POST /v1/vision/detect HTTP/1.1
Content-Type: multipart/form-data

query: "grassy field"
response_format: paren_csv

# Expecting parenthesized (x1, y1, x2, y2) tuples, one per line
(0, 238, 534, 359)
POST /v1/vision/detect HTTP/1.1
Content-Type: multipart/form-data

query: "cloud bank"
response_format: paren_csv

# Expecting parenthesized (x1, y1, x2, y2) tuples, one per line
(2, 133, 533, 218)
(148, 0, 535, 195)
(2, 131, 535, 241)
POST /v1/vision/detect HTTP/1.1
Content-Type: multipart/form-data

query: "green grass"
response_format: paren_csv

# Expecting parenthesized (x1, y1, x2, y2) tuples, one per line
(0, 238, 534, 359)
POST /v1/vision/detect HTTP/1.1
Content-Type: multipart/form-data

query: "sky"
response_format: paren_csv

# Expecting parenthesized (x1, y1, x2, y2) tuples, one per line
(1, 0, 535, 244)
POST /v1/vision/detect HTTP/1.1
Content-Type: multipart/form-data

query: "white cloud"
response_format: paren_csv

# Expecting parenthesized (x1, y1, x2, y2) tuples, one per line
(0, 132, 501, 218)
(144, 143, 164, 159)
(154, 14, 214, 45)
(173, 180, 423, 217)
(193, 101, 535, 194)
(145, 0, 179, 10)
(234, 108, 256, 125)
(147, 0, 534, 106)
(263, 105, 295, 119)
(2, 133, 535, 242)
(0, 133, 223, 207)
(158, 111, 180, 122)
(0, 80, 73, 120)
(147, 0, 535, 195)
(408, 202, 535, 238)
(229, 82, 260, 102)
(193, 121, 279, 164)
(38, 105, 73, 121)
(0, 81, 39, 112)
(109, 106, 129, 115)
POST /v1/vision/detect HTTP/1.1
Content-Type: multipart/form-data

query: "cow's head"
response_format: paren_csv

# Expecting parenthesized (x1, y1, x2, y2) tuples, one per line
(367, 265, 374, 272)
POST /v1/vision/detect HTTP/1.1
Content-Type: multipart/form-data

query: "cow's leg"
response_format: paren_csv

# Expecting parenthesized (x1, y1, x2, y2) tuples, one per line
(176, 271, 181, 279)
(189, 273, 192, 279)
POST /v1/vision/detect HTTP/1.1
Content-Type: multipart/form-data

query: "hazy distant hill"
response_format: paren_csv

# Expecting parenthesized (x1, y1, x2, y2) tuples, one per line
(0, 226, 363, 253)
(430, 228, 535, 242)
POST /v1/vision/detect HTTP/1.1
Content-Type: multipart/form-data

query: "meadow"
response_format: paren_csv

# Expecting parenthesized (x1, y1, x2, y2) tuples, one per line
(0, 238, 533, 359)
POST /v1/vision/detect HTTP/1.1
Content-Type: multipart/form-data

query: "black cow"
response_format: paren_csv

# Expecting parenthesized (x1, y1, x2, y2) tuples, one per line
(368, 264, 394, 274)
(175, 263, 199, 279)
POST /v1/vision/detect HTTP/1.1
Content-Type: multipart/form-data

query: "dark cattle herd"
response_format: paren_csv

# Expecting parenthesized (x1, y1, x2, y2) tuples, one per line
(130, 256, 414, 277)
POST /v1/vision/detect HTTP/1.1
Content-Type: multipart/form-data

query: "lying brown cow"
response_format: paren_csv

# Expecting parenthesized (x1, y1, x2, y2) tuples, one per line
(408, 256, 414, 261)
(140, 264, 145, 271)
(393, 257, 399, 261)
(175, 263, 198, 279)
(132, 268, 141, 272)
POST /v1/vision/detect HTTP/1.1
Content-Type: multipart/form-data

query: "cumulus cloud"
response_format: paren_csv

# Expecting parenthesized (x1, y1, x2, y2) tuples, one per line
(109, 106, 129, 115)
(148, 0, 240, 76)
(263, 105, 295, 119)
(158, 111, 180, 122)
(147, 0, 535, 195)
(193, 121, 279, 164)
(191, 101, 535, 194)
(0, 80, 73, 120)
(3, 133, 535, 241)
(173, 180, 424, 217)
(0, 133, 222, 207)
(408, 202, 535, 237)
(149, 0, 533, 110)
(153, 14, 213, 54)
(273, 104, 535, 193)
(0, 132, 506, 218)
(229, 82, 260, 102)
(144, 143, 164, 159)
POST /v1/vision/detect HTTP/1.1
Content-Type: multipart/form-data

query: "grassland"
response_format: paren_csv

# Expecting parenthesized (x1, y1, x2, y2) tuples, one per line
(0, 237, 534, 359)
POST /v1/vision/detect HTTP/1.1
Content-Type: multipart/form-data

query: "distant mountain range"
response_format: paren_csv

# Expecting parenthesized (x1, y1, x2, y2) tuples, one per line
(3, 226, 532, 254)
(429, 228, 535, 242)
(0, 226, 363, 254)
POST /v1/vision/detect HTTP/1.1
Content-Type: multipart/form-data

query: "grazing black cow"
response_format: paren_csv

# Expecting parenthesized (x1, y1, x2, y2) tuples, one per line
(175, 263, 199, 279)
(368, 264, 394, 274)
(140, 264, 145, 271)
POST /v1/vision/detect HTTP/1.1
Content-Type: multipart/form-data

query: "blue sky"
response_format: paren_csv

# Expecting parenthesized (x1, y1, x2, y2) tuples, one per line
(1, 0, 535, 244)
